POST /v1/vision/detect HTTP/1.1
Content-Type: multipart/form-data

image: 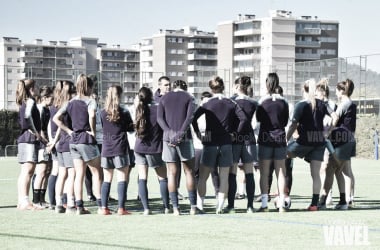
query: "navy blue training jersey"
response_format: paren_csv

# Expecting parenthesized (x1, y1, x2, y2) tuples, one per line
(192, 94, 248, 146)
(256, 94, 289, 147)
(101, 107, 133, 157)
(231, 94, 258, 145)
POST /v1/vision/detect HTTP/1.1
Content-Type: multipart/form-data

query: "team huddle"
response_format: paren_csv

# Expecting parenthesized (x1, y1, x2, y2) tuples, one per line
(15, 72, 356, 215)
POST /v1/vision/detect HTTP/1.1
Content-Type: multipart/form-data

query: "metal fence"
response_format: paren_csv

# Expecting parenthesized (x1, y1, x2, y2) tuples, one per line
(1, 54, 380, 114)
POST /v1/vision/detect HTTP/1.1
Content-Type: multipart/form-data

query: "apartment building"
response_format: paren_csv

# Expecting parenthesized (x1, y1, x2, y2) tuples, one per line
(218, 10, 339, 101)
(140, 26, 217, 100)
(97, 44, 140, 105)
(0, 37, 86, 110)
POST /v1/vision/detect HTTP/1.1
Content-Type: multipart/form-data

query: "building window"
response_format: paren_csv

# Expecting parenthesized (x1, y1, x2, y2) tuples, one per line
(169, 49, 177, 54)
(7, 79, 12, 84)
(7, 58, 12, 63)
(78, 61, 83, 65)
(177, 38, 184, 43)
(7, 68, 12, 73)
(169, 72, 177, 76)
(7, 47, 12, 51)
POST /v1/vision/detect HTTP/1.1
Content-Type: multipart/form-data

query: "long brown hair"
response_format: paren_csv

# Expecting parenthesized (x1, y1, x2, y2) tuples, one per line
(58, 81, 75, 108)
(105, 85, 123, 122)
(76, 74, 94, 97)
(37, 86, 53, 103)
(52, 80, 63, 108)
(135, 87, 153, 139)
(16, 79, 35, 106)
(304, 79, 316, 111)
(337, 79, 354, 97)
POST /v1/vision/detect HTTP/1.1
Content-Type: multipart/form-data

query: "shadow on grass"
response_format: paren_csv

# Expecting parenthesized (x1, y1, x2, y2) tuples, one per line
(0, 232, 153, 250)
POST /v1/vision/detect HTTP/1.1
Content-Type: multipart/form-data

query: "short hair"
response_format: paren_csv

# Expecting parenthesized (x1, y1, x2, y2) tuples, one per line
(158, 76, 170, 83)
(337, 79, 354, 97)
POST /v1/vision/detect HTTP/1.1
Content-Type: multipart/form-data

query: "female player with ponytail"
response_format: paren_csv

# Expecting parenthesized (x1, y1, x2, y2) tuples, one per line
(54, 74, 103, 215)
(287, 79, 332, 211)
(16, 79, 42, 210)
(98, 85, 134, 215)
(134, 87, 170, 215)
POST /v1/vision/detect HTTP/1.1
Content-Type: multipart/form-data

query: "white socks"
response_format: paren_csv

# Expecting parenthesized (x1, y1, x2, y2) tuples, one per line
(261, 194, 268, 208)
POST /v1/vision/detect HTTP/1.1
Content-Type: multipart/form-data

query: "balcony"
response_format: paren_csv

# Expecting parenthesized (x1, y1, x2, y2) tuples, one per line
(234, 41, 261, 48)
(295, 41, 321, 47)
(140, 44, 153, 51)
(233, 54, 260, 61)
(234, 29, 261, 36)
(296, 28, 321, 35)
(187, 65, 216, 72)
(188, 54, 217, 60)
(295, 53, 320, 60)
(20, 51, 43, 57)
(100, 56, 125, 61)
(188, 43, 217, 49)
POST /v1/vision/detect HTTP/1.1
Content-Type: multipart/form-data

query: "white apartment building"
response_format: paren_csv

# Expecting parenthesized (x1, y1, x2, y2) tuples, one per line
(140, 26, 217, 100)
(97, 44, 140, 105)
(218, 10, 339, 101)
(0, 37, 86, 110)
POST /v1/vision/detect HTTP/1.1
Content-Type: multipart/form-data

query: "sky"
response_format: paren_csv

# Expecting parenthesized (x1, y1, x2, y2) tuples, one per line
(0, 0, 379, 58)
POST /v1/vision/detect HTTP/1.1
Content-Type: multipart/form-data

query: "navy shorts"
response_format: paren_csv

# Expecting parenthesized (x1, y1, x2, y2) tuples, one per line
(57, 152, 74, 168)
(201, 144, 233, 168)
(162, 140, 194, 162)
(134, 152, 164, 168)
(101, 155, 130, 169)
(287, 141, 325, 162)
(232, 144, 257, 164)
(334, 141, 356, 161)
(258, 145, 287, 160)
(69, 144, 100, 162)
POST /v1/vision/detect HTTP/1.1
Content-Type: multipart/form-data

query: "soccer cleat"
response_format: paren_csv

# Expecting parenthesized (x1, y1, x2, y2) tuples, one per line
(278, 207, 287, 213)
(348, 200, 355, 208)
(246, 207, 255, 214)
(76, 207, 91, 215)
(88, 195, 96, 202)
(97, 208, 112, 215)
(224, 207, 235, 214)
(190, 207, 204, 215)
(173, 208, 181, 216)
(318, 203, 327, 210)
(164, 208, 170, 214)
(143, 209, 152, 215)
(307, 205, 318, 211)
(55, 205, 66, 214)
(177, 192, 185, 200)
(256, 207, 269, 212)
(334, 203, 348, 210)
(18, 203, 42, 211)
(117, 208, 132, 215)
(215, 208, 224, 215)
(65, 206, 76, 214)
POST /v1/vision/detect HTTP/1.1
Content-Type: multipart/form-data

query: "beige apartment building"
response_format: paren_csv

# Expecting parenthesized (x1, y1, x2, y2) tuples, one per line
(140, 26, 217, 100)
(218, 10, 339, 101)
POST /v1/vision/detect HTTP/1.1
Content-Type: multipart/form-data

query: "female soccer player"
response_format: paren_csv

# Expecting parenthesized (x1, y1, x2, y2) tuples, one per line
(53, 74, 103, 215)
(98, 85, 133, 215)
(320, 79, 356, 210)
(134, 87, 169, 215)
(33, 86, 53, 208)
(226, 76, 258, 213)
(16, 79, 43, 210)
(256, 73, 289, 212)
(192, 76, 247, 214)
(286, 79, 331, 211)
(53, 80, 76, 213)
(46, 81, 63, 209)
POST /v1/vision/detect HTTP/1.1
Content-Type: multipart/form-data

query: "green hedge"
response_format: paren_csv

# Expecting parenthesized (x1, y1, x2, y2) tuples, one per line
(0, 110, 20, 147)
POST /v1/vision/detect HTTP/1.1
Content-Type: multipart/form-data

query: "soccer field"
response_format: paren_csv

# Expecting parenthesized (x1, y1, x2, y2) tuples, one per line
(0, 157, 379, 249)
